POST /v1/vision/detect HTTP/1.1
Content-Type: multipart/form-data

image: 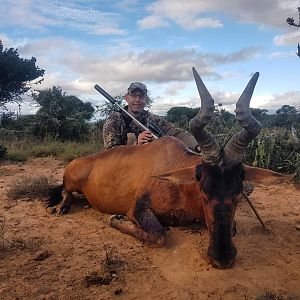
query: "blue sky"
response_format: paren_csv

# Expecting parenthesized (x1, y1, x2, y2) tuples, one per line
(1, 0, 300, 116)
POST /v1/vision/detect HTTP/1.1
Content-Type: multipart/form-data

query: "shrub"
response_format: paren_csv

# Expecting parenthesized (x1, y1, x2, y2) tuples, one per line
(0, 145, 7, 159)
(245, 129, 297, 173)
(7, 175, 58, 200)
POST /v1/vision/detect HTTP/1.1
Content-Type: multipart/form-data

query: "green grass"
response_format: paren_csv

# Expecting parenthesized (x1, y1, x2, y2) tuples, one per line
(3, 139, 102, 162)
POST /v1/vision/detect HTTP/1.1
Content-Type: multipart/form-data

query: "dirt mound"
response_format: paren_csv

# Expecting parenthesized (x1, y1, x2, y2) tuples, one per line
(0, 158, 299, 299)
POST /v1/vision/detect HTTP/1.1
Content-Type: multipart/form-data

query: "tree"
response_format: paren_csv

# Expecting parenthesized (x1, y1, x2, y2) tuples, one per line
(166, 106, 198, 130)
(97, 94, 153, 118)
(286, 7, 300, 58)
(96, 95, 126, 118)
(276, 105, 297, 115)
(250, 108, 268, 120)
(0, 40, 45, 108)
(33, 86, 95, 140)
(286, 7, 300, 27)
(166, 104, 236, 134)
(274, 105, 300, 128)
(0, 112, 37, 131)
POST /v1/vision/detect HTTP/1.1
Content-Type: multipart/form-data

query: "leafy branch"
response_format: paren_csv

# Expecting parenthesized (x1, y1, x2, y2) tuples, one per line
(286, 7, 300, 27)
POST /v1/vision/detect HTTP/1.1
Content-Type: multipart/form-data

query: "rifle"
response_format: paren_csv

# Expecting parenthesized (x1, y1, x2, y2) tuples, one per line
(94, 84, 165, 139)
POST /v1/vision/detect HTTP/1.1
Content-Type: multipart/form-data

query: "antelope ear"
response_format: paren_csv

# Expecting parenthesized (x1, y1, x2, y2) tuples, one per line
(152, 165, 202, 185)
(243, 165, 293, 184)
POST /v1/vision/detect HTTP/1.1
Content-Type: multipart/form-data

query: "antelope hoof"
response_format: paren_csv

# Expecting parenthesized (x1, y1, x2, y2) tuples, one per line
(58, 206, 70, 215)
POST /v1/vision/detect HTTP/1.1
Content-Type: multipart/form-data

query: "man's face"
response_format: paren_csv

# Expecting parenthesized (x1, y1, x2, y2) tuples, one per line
(125, 89, 147, 114)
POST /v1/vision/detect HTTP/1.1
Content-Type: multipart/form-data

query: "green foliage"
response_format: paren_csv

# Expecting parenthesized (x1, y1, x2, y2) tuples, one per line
(273, 105, 300, 128)
(166, 104, 300, 132)
(166, 105, 236, 133)
(97, 95, 126, 118)
(166, 107, 198, 130)
(276, 105, 297, 115)
(4, 138, 101, 162)
(166, 104, 299, 173)
(97, 94, 153, 118)
(0, 95, 299, 175)
(250, 108, 268, 123)
(32, 86, 95, 141)
(0, 145, 7, 159)
(0, 114, 37, 140)
(291, 125, 300, 184)
(245, 129, 297, 173)
(0, 40, 44, 107)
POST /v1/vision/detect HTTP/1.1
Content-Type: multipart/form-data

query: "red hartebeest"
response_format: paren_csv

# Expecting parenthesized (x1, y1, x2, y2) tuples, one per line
(47, 68, 291, 269)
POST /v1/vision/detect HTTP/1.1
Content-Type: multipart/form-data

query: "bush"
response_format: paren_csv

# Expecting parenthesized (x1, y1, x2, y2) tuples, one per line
(245, 129, 297, 173)
(0, 145, 7, 159)
(32, 86, 94, 141)
(7, 175, 58, 200)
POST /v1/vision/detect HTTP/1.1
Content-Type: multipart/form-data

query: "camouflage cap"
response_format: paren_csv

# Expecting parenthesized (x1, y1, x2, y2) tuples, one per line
(127, 82, 147, 95)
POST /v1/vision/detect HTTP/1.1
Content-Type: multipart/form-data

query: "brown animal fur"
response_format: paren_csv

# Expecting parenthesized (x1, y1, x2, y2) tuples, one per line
(48, 69, 293, 268)
(54, 137, 290, 258)
(64, 137, 202, 219)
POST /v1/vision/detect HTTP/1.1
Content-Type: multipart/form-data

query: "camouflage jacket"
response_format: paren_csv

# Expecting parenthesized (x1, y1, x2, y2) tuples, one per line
(103, 107, 199, 150)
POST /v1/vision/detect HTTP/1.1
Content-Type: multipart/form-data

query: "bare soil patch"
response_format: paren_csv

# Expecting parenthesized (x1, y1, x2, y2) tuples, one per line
(1, 158, 300, 299)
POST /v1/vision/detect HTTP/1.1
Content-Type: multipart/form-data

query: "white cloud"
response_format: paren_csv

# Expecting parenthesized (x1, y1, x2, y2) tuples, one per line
(0, 0, 58, 29)
(2, 1, 299, 118)
(268, 51, 294, 59)
(60, 46, 261, 87)
(151, 97, 201, 115)
(138, 0, 300, 30)
(210, 91, 239, 106)
(177, 17, 223, 30)
(273, 31, 300, 46)
(138, 15, 169, 29)
(164, 82, 187, 96)
(16, 37, 75, 57)
(5, 35, 261, 100)
(92, 27, 126, 35)
(0, 34, 11, 46)
(138, 1, 223, 30)
(115, 0, 139, 10)
(151, 89, 300, 116)
(0, 0, 126, 36)
(258, 91, 300, 112)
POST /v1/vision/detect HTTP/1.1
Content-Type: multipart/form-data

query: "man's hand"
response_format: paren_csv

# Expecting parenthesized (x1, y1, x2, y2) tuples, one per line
(137, 131, 153, 145)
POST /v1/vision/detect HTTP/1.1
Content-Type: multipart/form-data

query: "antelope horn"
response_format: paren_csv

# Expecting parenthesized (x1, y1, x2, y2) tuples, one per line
(224, 72, 262, 165)
(189, 67, 220, 165)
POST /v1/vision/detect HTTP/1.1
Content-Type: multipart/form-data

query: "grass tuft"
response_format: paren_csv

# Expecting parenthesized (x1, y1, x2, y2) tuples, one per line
(7, 175, 59, 200)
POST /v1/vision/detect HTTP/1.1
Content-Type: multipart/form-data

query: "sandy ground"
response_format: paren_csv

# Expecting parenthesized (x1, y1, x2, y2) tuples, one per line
(0, 157, 300, 300)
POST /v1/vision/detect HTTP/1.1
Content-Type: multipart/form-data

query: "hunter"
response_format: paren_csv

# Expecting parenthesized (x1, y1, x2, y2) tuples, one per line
(103, 82, 201, 152)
